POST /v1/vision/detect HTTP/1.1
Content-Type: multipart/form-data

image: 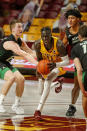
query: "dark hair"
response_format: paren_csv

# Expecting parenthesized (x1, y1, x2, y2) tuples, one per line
(0, 27, 5, 39)
(41, 26, 51, 33)
(10, 19, 21, 31)
(65, 9, 82, 19)
(78, 25, 87, 38)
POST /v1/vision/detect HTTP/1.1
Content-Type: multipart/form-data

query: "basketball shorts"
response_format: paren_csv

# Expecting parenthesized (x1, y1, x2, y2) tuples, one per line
(0, 61, 18, 79)
(82, 71, 87, 91)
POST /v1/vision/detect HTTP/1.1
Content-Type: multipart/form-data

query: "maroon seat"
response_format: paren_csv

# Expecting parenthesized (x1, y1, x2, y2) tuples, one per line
(41, 3, 61, 12)
(53, 0, 64, 5)
(38, 10, 58, 18)
(81, 0, 87, 5)
(16, 0, 26, 6)
(3, 16, 14, 24)
(41, 4, 49, 10)
(45, 11, 58, 18)
(10, 10, 20, 17)
(1, 0, 11, 2)
(1, 3, 10, 9)
(38, 10, 46, 18)
(78, 5, 87, 12)
(1, 0, 16, 3)
(1, 0, 16, 9)
(44, 0, 52, 3)
(48, 4, 61, 12)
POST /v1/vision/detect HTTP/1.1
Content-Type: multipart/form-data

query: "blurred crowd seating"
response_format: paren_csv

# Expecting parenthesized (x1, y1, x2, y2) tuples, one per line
(1, 0, 87, 46)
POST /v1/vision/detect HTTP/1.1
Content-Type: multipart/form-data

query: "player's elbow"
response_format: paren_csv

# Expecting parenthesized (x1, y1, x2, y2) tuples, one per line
(15, 49, 26, 57)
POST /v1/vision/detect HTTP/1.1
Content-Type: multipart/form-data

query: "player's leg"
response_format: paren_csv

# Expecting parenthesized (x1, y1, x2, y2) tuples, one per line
(34, 68, 59, 120)
(66, 73, 80, 116)
(72, 76, 80, 104)
(51, 67, 65, 93)
(11, 70, 25, 115)
(0, 67, 15, 113)
(38, 78, 44, 95)
(82, 95, 87, 117)
(51, 77, 63, 93)
(82, 71, 87, 117)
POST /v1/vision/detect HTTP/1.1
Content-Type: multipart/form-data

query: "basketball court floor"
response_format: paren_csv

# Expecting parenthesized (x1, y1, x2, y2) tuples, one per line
(0, 79, 87, 131)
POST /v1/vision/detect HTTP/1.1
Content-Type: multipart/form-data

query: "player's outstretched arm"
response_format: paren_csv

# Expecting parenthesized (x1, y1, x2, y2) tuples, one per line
(21, 41, 36, 58)
(3, 41, 38, 65)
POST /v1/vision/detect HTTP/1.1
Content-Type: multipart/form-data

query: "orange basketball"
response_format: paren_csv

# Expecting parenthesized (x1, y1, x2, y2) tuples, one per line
(37, 60, 50, 75)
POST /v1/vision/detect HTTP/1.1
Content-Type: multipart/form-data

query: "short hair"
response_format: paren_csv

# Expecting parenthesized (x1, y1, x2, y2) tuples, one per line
(41, 26, 51, 33)
(65, 9, 82, 19)
(78, 25, 87, 38)
(10, 19, 21, 32)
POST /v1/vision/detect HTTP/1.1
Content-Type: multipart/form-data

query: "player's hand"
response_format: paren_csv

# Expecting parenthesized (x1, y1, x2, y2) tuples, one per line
(36, 70, 42, 78)
(48, 62, 56, 71)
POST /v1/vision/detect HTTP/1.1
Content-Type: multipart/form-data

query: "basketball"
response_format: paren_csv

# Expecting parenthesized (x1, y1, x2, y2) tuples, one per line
(37, 60, 50, 75)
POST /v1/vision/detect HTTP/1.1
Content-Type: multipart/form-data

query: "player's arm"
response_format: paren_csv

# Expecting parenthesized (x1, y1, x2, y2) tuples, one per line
(62, 33, 68, 47)
(3, 41, 38, 65)
(34, 39, 43, 61)
(48, 40, 69, 71)
(56, 40, 69, 67)
(34, 40, 43, 78)
(21, 40, 36, 58)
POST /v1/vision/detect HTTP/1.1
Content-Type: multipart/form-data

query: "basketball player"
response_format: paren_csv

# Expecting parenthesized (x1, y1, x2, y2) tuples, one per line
(62, 9, 82, 116)
(34, 26, 69, 120)
(71, 25, 87, 117)
(0, 19, 37, 114)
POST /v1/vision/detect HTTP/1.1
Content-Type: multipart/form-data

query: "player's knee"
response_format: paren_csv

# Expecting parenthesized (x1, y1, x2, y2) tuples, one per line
(15, 75, 25, 84)
(47, 68, 58, 81)
(44, 80, 51, 91)
(8, 76, 15, 83)
(19, 75, 25, 83)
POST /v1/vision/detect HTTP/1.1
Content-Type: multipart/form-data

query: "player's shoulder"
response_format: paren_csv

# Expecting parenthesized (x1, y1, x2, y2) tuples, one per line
(2, 34, 13, 42)
(1, 36, 8, 43)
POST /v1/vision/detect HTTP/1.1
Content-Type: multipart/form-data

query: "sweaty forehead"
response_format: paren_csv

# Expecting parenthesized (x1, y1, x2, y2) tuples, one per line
(15, 23, 22, 26)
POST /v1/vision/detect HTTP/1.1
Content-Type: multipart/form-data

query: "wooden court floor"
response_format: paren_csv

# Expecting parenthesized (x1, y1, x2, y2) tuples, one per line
(0, 79, 87, 131)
